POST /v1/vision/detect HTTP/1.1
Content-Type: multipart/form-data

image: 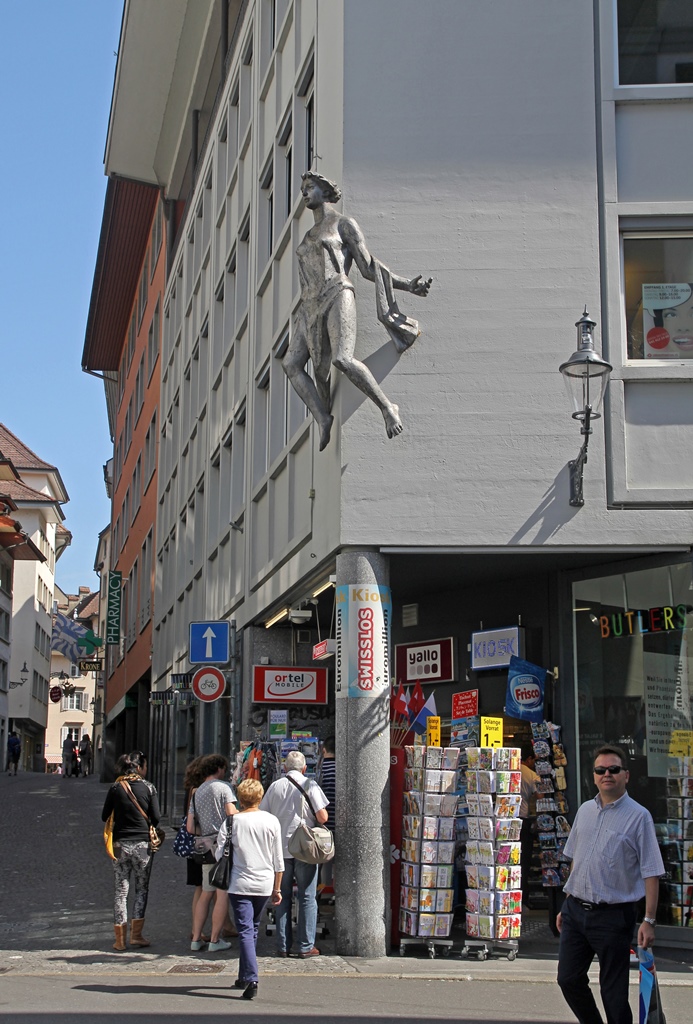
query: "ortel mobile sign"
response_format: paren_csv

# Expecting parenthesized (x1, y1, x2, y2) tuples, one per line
(252, 666, 328, 704)
(470, 626, 524, 670)
(335, 584, 391, 699)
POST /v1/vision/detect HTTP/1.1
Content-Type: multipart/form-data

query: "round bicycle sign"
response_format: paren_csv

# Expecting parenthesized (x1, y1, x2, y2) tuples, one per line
(191, 666, 226, 702)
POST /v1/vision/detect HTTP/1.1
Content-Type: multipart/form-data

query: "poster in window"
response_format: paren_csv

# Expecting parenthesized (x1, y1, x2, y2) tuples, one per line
(642, 284, 693, 359)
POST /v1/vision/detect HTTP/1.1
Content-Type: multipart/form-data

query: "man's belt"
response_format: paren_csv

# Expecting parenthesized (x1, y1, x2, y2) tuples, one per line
(568, 895, 633, 911)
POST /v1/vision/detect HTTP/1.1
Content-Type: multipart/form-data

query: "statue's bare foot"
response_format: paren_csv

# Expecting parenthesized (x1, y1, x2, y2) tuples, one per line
(383, 404, 403, 439)
(318, 414, 334, 451)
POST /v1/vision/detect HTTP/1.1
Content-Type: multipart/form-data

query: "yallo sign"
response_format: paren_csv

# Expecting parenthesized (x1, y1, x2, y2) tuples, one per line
(335, 584, 392, 699)
(252, 666, 328, 704)
(395, 637, 456, 684)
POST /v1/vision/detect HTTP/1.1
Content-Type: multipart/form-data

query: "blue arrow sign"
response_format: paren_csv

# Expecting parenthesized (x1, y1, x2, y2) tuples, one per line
(189, 621, 231, 665)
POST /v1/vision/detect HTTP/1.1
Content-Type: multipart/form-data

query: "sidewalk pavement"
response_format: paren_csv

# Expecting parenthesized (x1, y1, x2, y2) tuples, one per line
(1, 771, 692, 990)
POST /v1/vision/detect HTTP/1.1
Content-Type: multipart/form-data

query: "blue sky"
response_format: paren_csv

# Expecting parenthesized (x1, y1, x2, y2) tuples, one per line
(1, 2, 123, 596)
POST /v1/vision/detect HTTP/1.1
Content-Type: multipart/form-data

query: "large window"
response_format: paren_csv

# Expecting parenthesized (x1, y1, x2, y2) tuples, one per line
(572, 559, 693, 926)
(623, 234, 693, 359)
(618, 1, 693, 85)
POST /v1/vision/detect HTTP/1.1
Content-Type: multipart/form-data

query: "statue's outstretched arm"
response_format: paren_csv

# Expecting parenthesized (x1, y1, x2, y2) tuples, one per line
(340, 217, 431, 297)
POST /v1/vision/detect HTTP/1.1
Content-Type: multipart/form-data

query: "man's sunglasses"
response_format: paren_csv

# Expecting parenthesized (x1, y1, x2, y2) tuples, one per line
(593, 765, 626, 775)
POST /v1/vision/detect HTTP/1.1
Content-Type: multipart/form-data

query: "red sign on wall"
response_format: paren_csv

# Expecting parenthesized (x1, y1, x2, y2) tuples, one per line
(394, 637, 456, 685)
(252, 666, 328, 704)
(452, 688, 479, 719)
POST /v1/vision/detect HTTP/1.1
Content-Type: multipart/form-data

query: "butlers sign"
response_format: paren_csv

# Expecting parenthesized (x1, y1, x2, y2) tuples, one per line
(599, 604, 687, 639)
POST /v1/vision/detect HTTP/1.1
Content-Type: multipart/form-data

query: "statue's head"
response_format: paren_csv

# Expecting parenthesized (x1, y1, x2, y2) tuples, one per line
(301, 171, 341, 205)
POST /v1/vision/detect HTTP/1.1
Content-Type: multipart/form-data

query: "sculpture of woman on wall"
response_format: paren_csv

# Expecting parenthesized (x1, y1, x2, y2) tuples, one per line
(283, 172, 432, 450)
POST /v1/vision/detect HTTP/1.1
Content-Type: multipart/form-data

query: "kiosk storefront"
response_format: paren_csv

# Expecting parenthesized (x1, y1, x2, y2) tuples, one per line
(571, 557, 693, 938)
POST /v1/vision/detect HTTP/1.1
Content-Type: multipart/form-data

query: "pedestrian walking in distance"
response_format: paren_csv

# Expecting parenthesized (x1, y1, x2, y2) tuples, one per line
(216, 779, 284, 1000)
(101, 750, 161, 951)
(556, 744, 664, 1024)
(6, 731, 21, 775)
(62, 733, 77, 777)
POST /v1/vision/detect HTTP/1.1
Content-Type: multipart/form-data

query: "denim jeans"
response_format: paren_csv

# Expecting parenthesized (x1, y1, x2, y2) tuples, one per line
(229, 893, 269, 983)
(557, 895, 636, 1024)
(276, 856, 319, 954)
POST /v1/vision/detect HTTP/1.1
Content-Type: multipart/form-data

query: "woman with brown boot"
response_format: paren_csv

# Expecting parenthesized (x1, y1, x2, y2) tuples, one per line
(101, 750, 161, 950)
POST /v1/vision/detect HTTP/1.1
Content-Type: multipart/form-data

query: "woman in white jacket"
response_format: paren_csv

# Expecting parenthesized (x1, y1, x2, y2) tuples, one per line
(216, 779, 283, 1000)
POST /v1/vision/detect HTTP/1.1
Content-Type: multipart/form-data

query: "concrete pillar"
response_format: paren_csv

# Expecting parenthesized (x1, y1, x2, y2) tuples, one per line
(334, 549, 391, 957)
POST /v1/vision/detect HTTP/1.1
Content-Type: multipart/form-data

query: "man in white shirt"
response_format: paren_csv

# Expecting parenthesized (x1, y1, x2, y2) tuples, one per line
(260, 750, 329, 957)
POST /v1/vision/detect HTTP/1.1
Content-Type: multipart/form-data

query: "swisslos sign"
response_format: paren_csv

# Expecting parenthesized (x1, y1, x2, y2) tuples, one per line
(252, 666, 328, 704)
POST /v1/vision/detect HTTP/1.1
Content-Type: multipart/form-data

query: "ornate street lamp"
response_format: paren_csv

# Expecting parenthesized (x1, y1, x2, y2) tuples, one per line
(559, 309, 612, 507)
(9, 661, 29, 689)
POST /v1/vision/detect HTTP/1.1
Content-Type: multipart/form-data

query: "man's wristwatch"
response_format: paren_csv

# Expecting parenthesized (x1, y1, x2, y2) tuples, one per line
(643, 916, 656, 926)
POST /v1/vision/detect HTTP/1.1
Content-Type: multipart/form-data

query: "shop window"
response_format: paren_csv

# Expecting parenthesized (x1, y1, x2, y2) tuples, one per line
(571, 559, 693, 927)
(623, 234, 693, 359)
(618, 1, 693, 86)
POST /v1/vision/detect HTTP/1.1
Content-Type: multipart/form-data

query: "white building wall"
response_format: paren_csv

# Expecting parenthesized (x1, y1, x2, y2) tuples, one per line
(153, 0, 693, 685)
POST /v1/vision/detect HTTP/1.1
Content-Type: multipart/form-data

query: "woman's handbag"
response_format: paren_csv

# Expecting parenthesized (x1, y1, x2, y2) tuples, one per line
(286, 775, 335, 865)
(209, 817, 234, 890)
(120, 779, 166, 852)
(103, 812, 116, 860)
(189, 793, 217, 864)
(173, 814, 197, 858)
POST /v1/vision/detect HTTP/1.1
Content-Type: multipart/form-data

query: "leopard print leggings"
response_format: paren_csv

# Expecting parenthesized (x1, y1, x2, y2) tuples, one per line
(112, 840, 154, 924)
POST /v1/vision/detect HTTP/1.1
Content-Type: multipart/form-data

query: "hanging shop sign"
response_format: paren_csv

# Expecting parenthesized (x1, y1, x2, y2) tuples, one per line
(78, 660, 102, 673)
(335, 584, 392, 699)
(504, 656, 547, 723)
(313, 638, 336, 661)
(452, 689, 479, 719)
(252, 666, 328, 704)
(191, 666, 226, 702)
(106, 571, 122, 645)
(470, 626, 524, 670)
(49, 686, 62, 704)
(394, 637, 456, 684)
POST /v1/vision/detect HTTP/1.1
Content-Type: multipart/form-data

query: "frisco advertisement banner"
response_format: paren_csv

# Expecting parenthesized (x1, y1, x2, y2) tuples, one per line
(504, 656, 547, 723)
(335, 584, 392, 699)
(252, 666, 328, 704)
